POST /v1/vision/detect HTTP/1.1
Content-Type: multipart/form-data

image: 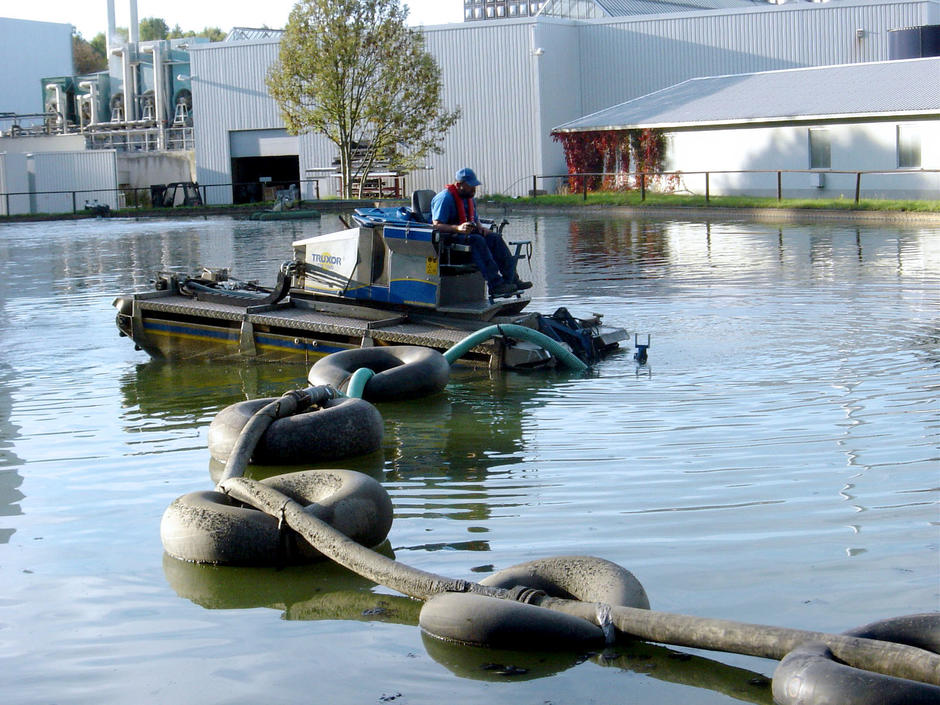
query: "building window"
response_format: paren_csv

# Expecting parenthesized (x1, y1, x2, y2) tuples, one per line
(808, 128, 830, 169)
(897, 124, 921, 168)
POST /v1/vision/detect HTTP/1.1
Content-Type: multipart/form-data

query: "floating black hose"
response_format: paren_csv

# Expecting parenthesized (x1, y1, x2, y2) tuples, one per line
(216, 385, 338, 484)
(216, 476, 940, 690)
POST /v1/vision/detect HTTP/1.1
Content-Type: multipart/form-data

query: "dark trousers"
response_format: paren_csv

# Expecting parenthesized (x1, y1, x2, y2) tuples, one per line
(449, 231, 516, 286)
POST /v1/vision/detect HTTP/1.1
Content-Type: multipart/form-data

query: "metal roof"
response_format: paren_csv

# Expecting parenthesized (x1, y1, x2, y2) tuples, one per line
(224, 27, 284, 42)
(554, 57, 940, 131)
(593, 0, 761, 13)
(537, 0, 763, 18)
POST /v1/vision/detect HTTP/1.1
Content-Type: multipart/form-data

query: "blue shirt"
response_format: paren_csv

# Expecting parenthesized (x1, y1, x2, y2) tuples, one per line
(431, 188, 478, 225)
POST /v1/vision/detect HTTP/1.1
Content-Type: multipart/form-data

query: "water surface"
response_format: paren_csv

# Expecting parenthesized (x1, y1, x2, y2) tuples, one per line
(1, 213, 937, 704)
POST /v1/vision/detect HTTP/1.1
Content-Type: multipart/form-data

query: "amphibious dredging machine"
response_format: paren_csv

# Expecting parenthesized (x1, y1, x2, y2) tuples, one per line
(114, 195, 628, 369)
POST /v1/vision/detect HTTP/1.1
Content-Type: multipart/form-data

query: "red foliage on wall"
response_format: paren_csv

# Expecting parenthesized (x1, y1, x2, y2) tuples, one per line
(552, 128, 676, 193)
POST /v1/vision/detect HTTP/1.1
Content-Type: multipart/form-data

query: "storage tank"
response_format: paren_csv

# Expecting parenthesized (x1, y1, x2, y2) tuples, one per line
(888, 24, 940, 59)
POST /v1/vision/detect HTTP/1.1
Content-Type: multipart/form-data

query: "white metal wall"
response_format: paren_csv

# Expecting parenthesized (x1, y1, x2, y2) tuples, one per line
(0, 153, 31, 215)
(576, 0, 939, 115)
(416, 20, 543, 197)
(0, 19, 73, 118)
(664, 117, 940, 199)
(28, 150, 119, 214)
(190, 39, 336, 203)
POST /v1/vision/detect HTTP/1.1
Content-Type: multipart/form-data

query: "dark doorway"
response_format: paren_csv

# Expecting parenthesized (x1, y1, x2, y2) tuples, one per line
(231, 155, 300, 204)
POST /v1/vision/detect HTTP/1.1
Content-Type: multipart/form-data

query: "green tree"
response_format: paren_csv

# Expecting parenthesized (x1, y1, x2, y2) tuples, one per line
(72, 31, 107, 74)
(89, 32, 108, 59)
(266, 0, 460, 198)
(139, 17, 169, 41)
(167, 25, 225, 42)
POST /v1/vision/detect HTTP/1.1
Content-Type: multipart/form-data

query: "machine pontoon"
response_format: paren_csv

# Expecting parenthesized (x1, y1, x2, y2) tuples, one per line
(114, 196, 628, 369)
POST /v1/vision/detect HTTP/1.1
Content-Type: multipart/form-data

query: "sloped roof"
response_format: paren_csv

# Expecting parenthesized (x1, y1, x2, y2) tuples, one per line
(538, 0, 762, 19)
(594, 0, 761, 13)
(554, 57, 940, 132)
(224, 27, 284, 42)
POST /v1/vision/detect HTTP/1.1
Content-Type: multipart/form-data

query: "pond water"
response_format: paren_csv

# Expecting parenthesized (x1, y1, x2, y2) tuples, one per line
(1, 212, 937, 705)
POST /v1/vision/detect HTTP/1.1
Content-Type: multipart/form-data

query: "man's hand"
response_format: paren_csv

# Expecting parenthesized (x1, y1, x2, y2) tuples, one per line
(455, 221, 476, 234)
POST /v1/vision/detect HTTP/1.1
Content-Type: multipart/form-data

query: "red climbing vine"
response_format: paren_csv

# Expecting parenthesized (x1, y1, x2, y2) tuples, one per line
(552, 128, 678, 193)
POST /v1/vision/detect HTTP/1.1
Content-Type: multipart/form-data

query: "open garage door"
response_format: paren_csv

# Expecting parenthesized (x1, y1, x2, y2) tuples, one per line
(230, 129, 299, 204)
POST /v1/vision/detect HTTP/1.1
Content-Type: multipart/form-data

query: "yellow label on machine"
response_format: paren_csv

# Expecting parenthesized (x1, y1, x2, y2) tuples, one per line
(426, 257, 439, 276)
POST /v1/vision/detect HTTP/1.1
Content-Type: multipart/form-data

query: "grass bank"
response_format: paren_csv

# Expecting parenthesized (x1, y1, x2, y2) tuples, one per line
(486, 191, 940, 213)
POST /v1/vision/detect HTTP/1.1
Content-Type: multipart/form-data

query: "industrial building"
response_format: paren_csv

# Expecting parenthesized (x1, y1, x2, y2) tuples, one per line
(188, 0, 939, 203)
(3, 0, 939, 213)
(0, 1, 198, 215)
(554, 55, 940, 198)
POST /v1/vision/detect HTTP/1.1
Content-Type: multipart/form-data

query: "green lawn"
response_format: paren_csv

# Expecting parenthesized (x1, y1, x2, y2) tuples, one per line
(486, 191, 940, 213)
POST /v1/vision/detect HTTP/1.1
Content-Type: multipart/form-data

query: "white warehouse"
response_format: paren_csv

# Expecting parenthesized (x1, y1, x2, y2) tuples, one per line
(188, 0, 940, 202)
(554, 56, 940, 199)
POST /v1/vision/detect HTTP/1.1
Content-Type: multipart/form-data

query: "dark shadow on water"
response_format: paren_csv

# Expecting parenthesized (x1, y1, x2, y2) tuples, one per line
(422, 633, 772, 702)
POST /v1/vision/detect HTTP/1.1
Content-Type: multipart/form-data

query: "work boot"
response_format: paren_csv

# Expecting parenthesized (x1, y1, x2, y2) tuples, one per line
(513, 278, 533, 290)
(490, 280, 517, 297)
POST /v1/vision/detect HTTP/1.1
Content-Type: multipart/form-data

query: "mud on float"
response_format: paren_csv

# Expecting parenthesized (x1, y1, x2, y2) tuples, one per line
(113, 196, 628, 369)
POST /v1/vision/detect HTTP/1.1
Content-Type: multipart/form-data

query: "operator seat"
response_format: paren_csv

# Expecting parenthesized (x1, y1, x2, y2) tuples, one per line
(411, 189, 435, 223)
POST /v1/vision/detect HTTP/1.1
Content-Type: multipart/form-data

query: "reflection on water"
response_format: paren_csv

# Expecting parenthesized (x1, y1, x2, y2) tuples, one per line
(0, 362, 24, 543)
(1, 214, 938, 705)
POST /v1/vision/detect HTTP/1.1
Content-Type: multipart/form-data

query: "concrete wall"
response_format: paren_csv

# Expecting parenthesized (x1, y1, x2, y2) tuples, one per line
(664, 117, 940, 199)
(0, 135, 85, 154)
(117, 152, 195, 189)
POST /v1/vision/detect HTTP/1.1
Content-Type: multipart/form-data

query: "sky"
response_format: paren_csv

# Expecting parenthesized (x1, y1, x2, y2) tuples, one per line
(2, 0, 464, 39)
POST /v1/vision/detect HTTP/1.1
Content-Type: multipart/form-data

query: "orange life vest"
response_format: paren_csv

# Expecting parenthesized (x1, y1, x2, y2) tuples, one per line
(446, 184, 476, 223)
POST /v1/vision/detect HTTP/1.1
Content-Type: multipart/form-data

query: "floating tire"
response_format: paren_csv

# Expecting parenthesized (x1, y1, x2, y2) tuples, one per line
(307, 346, 450, 402)
(419, 556, 651, 649)
(479, 555, 651, 608)
(207, 396, 383, 465)
(772, 613, 940, 705)
(161, 469, 393, 565)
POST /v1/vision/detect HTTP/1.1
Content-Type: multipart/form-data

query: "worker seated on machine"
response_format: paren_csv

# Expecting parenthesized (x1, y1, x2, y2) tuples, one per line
(431, 167, 532, 298)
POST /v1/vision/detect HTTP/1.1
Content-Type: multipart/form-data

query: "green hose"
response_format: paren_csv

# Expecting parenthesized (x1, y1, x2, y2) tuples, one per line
(443, 323, 589, 371)
(345, 367, 375, 399)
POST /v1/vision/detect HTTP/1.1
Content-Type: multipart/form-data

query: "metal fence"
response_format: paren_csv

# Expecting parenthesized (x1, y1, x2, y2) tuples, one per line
(3, 169, 938, 217)
(525, 169, 940, 204)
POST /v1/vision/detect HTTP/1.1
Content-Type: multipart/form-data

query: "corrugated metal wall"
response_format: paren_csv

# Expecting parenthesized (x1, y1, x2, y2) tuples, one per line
(190, 40, 282, 204)
(28, 150, 118, 214)
(576, 0, 937, 115)
(189, 0, 939, 200)
(416, 21, 542, 196)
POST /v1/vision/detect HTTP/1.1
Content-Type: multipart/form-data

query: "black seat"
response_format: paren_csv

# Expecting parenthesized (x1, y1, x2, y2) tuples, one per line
(411, 189, 435, 223)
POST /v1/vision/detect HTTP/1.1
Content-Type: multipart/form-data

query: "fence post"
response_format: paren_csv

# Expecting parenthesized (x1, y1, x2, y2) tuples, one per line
(640, 173, 646, 201)
(582, 178, 587, 201)
(705, 172, 710, 203)
(73, 191, 78, 214)
(777, 172, 782, 201)
(532, 175, 538, 198)
(855, 173, 861, 205)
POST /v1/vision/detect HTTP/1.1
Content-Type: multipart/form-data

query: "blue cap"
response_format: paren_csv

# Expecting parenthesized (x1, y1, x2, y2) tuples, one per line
(455, 168, 481, 187)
